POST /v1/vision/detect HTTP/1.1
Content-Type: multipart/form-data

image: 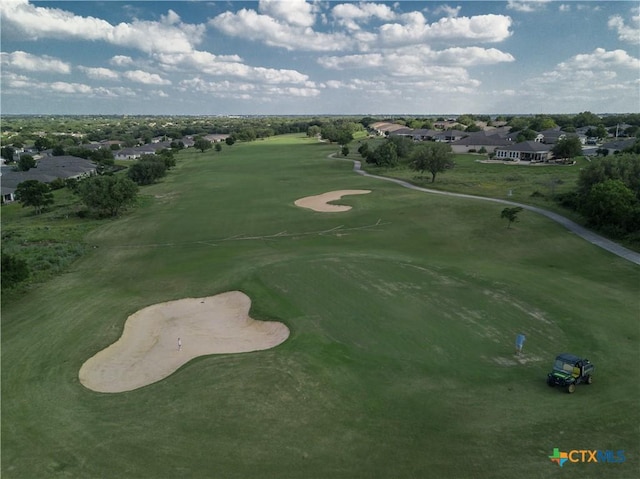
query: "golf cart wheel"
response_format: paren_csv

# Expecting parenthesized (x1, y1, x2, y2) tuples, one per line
(567, 384, 576, 394)
(547, 379, 555, 387)
(586, 375, 593, 385)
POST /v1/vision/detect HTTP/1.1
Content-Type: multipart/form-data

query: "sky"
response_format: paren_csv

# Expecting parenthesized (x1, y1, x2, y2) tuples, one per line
(1, 0, 639, 115)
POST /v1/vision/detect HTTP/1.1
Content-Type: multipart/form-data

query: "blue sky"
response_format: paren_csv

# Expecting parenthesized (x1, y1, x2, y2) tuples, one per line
(1, 1, 638, 115)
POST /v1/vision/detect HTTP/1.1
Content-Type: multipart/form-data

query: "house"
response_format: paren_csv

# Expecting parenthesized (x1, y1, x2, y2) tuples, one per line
(432, 130, 466, 143)
(204, 134, 231, 143)
(494, 141, 553, 162)
(1, 155, 96, 203)
(451, 132, 514, 153)
(600, 138, 636, 156)
(539, 128, 587, 145)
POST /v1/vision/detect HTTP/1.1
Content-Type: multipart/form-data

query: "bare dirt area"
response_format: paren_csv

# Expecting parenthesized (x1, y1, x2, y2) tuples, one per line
(79, 291, 289, 393)
(294, 190, 371, 212)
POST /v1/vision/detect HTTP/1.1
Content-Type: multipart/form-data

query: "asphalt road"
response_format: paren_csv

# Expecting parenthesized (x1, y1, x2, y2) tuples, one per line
(337, 156, 640, 266)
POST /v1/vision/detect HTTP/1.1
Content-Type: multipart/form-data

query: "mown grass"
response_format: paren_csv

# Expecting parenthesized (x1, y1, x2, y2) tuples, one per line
(2, 134, 638, 478)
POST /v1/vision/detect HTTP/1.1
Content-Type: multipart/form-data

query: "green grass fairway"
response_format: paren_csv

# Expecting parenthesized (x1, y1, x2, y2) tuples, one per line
(2, 134, 638, 478)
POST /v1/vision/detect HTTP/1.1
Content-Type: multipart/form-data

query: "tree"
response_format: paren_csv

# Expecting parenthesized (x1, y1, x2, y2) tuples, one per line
(194, 138, 212, 153)
(225, 136, 236, 146)
(501, 206, 523, 229)
(214, 143, 222, 152)
(77, 175, 138, 217)
(1, 146, 15, 161)
(552, 137, 583, 160)
(409, 142, 454, 182)
(341, 146, 349, 157)
(127, 158, 167, 185)
(357, 142, 370, 159)
(1, 253, 29, 288)
(372, 141, 398, 166)
(15, 180, 54, 214)
(581, 179, 636, 233)
(17, 154, 36, 171)
(307, 125, 321, 137)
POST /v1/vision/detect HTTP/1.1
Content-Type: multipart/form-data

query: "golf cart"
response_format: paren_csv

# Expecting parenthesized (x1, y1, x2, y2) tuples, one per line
(547, 353, 594, 394)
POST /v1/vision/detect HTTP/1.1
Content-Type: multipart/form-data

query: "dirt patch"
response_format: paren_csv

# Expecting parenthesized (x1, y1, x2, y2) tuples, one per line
(294, 190, 371, 212)
(79, 291, 289, 393)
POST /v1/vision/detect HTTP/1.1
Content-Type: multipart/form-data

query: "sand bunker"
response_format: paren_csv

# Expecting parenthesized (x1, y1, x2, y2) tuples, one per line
(295, 190, 371, 212)
(79, 291, 289, 393)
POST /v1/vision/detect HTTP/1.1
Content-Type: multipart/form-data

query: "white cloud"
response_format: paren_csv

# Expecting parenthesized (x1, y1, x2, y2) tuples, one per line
(155, 50, 309, 85)
(110, 55, 134, 67)
(123, 70, 171, 85)
(331, 2, 396, 30)
(506, 1, 552, 13)
(379, 13, 513, 45)
(318, 46, 514, 70)
(50, 81, 94, 94)
(177, 77, 319, 101)
(1, 50, 71, 74)
(78, 66, 120, 81)
(210, 8, 354, 51)
(0, 0, 205, 54)
(608, 8, 640, 44)
(432, 5, 462, 18)
(258, 0, 316, 27)
(557, 48, 640, 71)
(558, 5, 570, 13)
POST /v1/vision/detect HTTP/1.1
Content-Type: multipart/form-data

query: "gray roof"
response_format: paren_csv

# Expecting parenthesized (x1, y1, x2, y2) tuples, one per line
(496, 141, 551, 153)
(452, 132, 514, 147)
(1, 155, 96, 191)
(601, 138, 636, 150)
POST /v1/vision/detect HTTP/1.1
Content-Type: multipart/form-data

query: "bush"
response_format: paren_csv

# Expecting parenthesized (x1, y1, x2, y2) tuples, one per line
(1, 253, 29, 288)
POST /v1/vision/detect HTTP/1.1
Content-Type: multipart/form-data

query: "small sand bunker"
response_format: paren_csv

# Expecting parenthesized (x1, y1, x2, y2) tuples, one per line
(79, 291, 289, 393)
(295, 190, 371, 212)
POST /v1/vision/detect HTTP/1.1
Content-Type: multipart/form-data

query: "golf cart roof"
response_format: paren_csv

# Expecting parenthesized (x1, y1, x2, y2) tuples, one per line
(556, 353, 582, 364)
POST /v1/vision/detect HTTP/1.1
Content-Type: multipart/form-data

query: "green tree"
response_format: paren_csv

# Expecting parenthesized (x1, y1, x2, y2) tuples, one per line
(17, 154, 36, 171)
(307, 125, 321, 137)
(214, 143, 222, 152)
(225, 136, 236, 146)
(357, 142, 370, 159)
(516, 129, 538, 142)
(15, 180, 54, 214)
(127, 158, 167, 185)
(341, 146, 349, 157)
(409, 142, 454, 182)
(552, 137, 583, 160)
(372, 141, 398, 166)
(581, 179, 637, 233)
(77, 175, 138, 217)
(501, 206, 523, 229)
(1, 253, 29, 288)
(34, 137, 53, 152)
(194, 138, 212, 153)
(1, 146, 15, 161)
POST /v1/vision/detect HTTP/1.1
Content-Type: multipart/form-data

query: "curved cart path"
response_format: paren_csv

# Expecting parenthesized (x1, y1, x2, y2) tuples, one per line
(336, 156, 640, 266)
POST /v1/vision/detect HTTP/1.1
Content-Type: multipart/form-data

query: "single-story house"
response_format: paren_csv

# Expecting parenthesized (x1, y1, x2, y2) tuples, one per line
(432, 130, 466, 143)
(1, 155, 96, 203)
(204, 134, 231, 143)
(600, 138, 636, 155)
(494, 141, 553, 162)
(451, 133, 514, 153)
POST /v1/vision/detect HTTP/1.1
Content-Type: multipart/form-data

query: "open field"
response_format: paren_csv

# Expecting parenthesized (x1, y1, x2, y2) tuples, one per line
(2, 134, 639, 478)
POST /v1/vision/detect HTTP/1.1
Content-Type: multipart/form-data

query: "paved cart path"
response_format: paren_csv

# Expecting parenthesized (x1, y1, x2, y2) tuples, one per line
(335, 155, 640, 266)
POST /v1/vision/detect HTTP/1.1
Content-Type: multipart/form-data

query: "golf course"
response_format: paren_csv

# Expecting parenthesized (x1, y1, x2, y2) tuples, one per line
(2, 134, 638, 478)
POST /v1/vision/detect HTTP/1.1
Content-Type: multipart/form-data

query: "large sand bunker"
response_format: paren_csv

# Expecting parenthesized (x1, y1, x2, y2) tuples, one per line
(79, 291, 289, 393)
(295, 190, 371, 212)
